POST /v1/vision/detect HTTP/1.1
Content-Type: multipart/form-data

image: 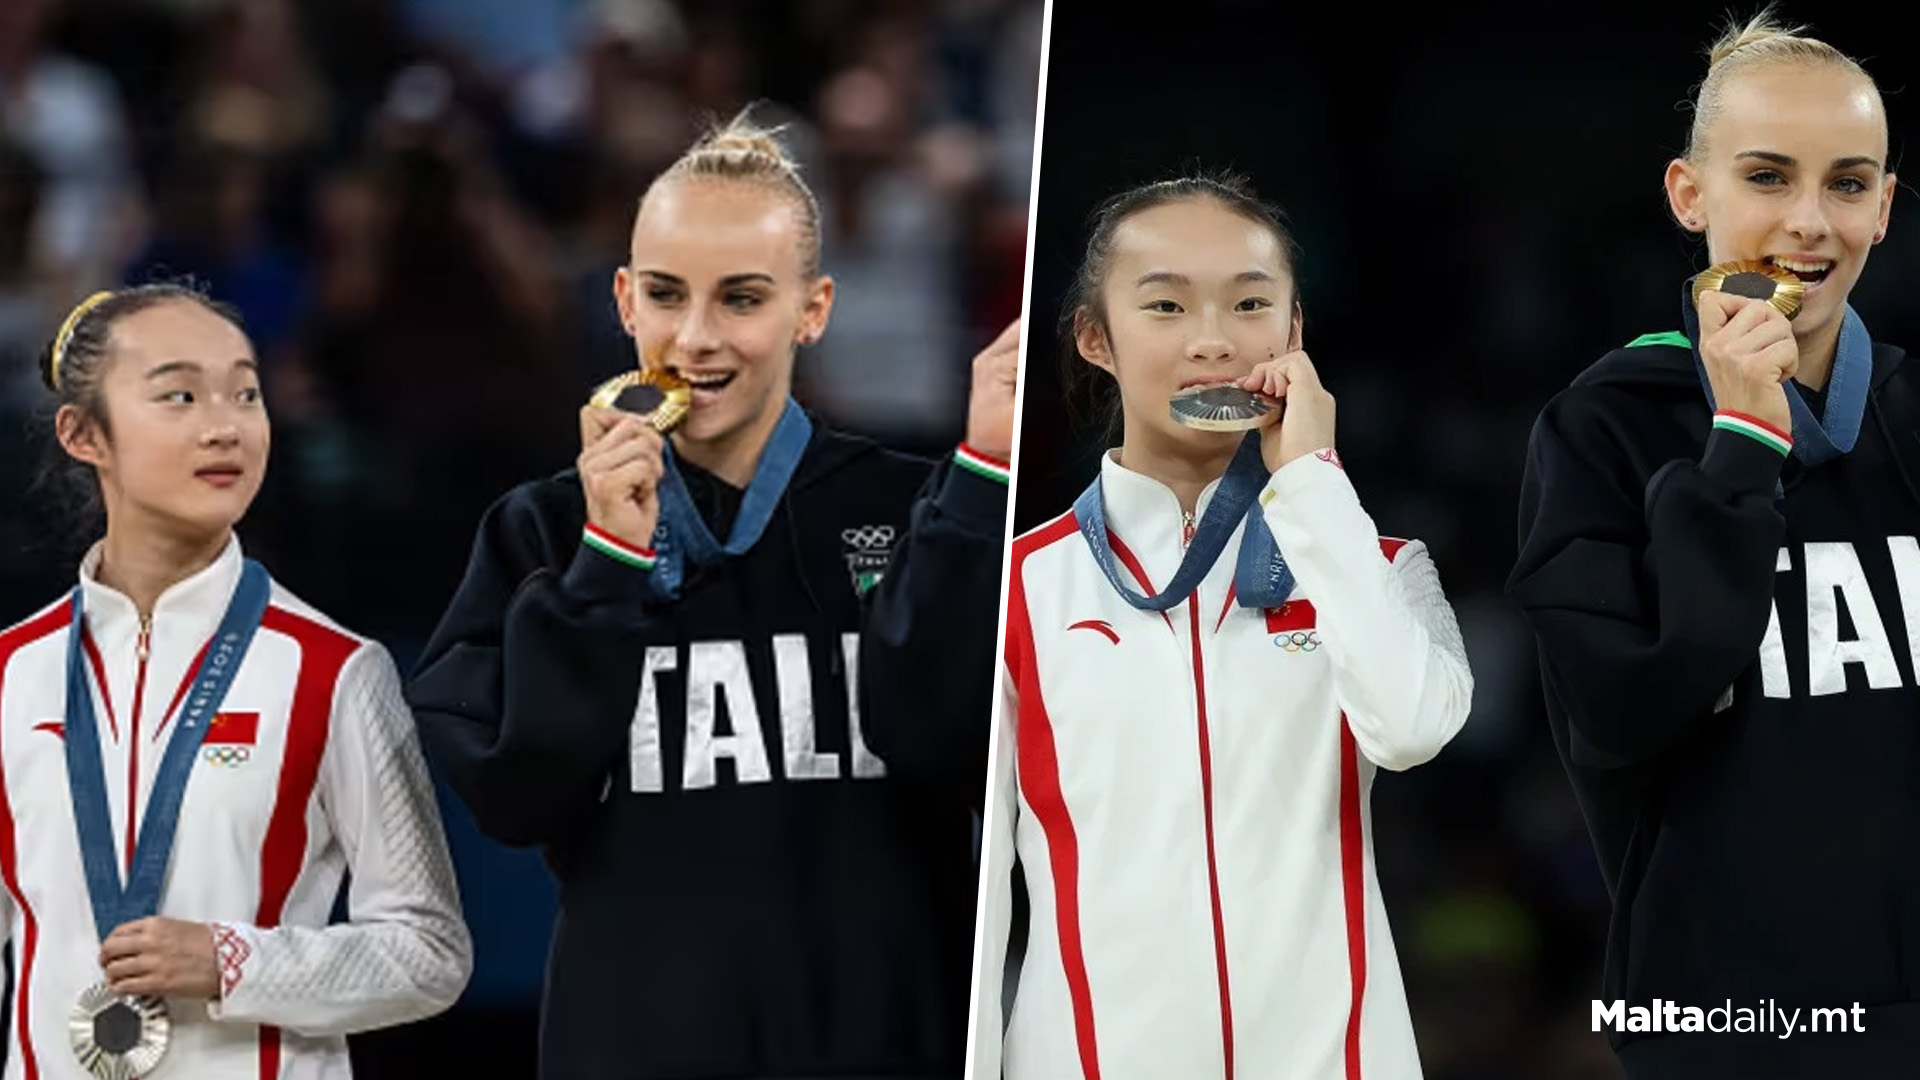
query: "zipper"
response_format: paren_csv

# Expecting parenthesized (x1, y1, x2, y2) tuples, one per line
(126, 612, 152, 872)
(1185, 597, 1234, 1077)
(1182, 509, 1196, 549)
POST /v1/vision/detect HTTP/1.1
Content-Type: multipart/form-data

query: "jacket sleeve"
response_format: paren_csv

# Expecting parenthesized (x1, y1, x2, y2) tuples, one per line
(857, 446, 1009, 791)
(208, 644, 472, 1036)
(969, 664, 1017, 1080)
(1260, 453, 1474, 771)
(405, 483, 674, 847)
(1505, 394, 1788, 768)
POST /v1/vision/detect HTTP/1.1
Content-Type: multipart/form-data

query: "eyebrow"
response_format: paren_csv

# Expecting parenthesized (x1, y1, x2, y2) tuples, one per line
(146, 359, 258, 379)
(634, 269, 778, 288)
(1133, 269, 1281, 288)
(1735, 150, 1884, 171)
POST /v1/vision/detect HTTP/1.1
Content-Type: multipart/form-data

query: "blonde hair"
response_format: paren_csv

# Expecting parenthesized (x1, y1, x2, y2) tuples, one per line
(646, 108, 824, 278)
(1685, 6, 1879, 161)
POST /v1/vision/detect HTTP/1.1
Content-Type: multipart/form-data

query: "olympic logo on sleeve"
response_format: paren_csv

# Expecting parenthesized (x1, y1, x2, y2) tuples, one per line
(1273, 630, 1321, 652)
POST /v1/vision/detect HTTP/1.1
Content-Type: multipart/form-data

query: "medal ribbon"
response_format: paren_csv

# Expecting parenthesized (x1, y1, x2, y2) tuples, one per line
(648, 399, 811, 600)
(1073, 431, 1294, 611)
(64, 560, 271, 942)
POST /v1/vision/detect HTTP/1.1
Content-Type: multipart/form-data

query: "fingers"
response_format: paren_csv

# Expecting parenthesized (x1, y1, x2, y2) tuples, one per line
(1697, 289, 1747, 334)
(587, 432, 666, 476)
(1241, 351, 1319, 399)
(1272, 351, 1323, 392)
(975, 323, 1021, 387)
(599, 454, 666, 498)
(1239, 364, 1285, 398)
(100, 918, 152, 964)
(1701, 292, 1791, 349)
(1748, 305, 1795, 349)
(579, 405, 626, 450)
(1721, 296, 1779, 342)
(1703, 296, 1793, 367)
(1760, 336, 1800, 381)
(578, 413, 662, 469)
(984, 318, 1021, 357)
(104, 953, 155, 984)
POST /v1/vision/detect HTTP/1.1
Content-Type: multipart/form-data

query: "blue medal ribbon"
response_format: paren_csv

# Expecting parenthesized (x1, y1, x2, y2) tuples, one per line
(1680, 280, 1871, 466)
(648, 399, 812, 601)
(64, 559, 271, 943)
(1072, 431, 1294, 611)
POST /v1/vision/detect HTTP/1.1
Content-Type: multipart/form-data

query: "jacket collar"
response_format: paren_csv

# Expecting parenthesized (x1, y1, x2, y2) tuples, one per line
(77, 533, 246, 645)
(1097, 449, 1242, 595)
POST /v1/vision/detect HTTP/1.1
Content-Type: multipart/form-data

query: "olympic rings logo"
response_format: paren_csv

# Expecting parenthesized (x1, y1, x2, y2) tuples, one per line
(1273, 630, 1321, 653)
(841, 525, 895, 551)
(203, 745, 251, 767)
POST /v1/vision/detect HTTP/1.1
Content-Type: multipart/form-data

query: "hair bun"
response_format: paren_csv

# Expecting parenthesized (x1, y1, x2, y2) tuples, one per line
(685, 112, 799, 174)
(1707, 7, 1810, 71)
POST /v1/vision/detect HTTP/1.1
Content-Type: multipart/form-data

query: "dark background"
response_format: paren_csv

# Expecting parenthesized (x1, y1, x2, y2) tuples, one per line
(0, 0, 1038, 1076)
(1016, 4, 1920, 1078)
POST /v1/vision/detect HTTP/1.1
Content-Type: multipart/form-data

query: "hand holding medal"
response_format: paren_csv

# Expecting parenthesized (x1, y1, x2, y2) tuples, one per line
(1243, 350, 1336, 473)
(100, 917, 221, 999)
(579, 342, 684, 553)
(1693, 260, 1803, 435)
(1165, 349, 1336, 474)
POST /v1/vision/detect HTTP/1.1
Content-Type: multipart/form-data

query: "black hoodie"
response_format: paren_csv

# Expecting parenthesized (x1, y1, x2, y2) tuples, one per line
(1508, 315, 1920, 1079)
(406, 419, 1005, 1080)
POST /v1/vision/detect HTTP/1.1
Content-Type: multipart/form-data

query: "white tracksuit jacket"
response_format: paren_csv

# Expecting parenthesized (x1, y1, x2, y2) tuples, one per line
(977, 449, 1473, 1080)
(0, 538, 471, 1079)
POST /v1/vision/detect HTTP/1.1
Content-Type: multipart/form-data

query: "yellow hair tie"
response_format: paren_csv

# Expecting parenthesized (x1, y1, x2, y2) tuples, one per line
(49, 290, 114, 391)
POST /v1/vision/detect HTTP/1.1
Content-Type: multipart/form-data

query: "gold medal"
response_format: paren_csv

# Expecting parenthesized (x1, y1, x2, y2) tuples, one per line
(1691, 260, 1805, 320)
(1169, 383, 1280, 432)
(587, 343, 693, 434)
(69, 982, 169, 1080)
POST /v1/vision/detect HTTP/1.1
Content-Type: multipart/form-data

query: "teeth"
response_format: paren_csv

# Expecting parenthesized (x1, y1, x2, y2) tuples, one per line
(1770, 256, 1832, 273)
(685, 373, 732, 387)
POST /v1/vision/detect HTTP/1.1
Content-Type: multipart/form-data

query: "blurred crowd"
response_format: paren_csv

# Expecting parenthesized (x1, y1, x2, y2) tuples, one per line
(0, 0, 1038, 1073)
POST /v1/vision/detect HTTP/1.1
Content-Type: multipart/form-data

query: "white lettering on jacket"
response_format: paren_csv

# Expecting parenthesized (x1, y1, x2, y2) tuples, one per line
(1750, 539, 1916, 701)
(628, 632, 887, 792)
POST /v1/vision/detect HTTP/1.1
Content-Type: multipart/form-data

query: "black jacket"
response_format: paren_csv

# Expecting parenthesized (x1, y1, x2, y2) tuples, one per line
(407, 420, 1004, 1080)
(1508, 325, 1920, 1078)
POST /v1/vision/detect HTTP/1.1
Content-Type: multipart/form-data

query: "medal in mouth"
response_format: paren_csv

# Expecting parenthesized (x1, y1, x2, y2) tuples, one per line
(588, 342, 695, 433)
(1169, 382, 1281, 431)
(1692, 259, 1806, 319)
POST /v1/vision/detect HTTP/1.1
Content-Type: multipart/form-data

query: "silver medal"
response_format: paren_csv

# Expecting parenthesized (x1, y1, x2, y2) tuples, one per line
(70, 982, 169, 1080)
(1169, 384, 1279, 431)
